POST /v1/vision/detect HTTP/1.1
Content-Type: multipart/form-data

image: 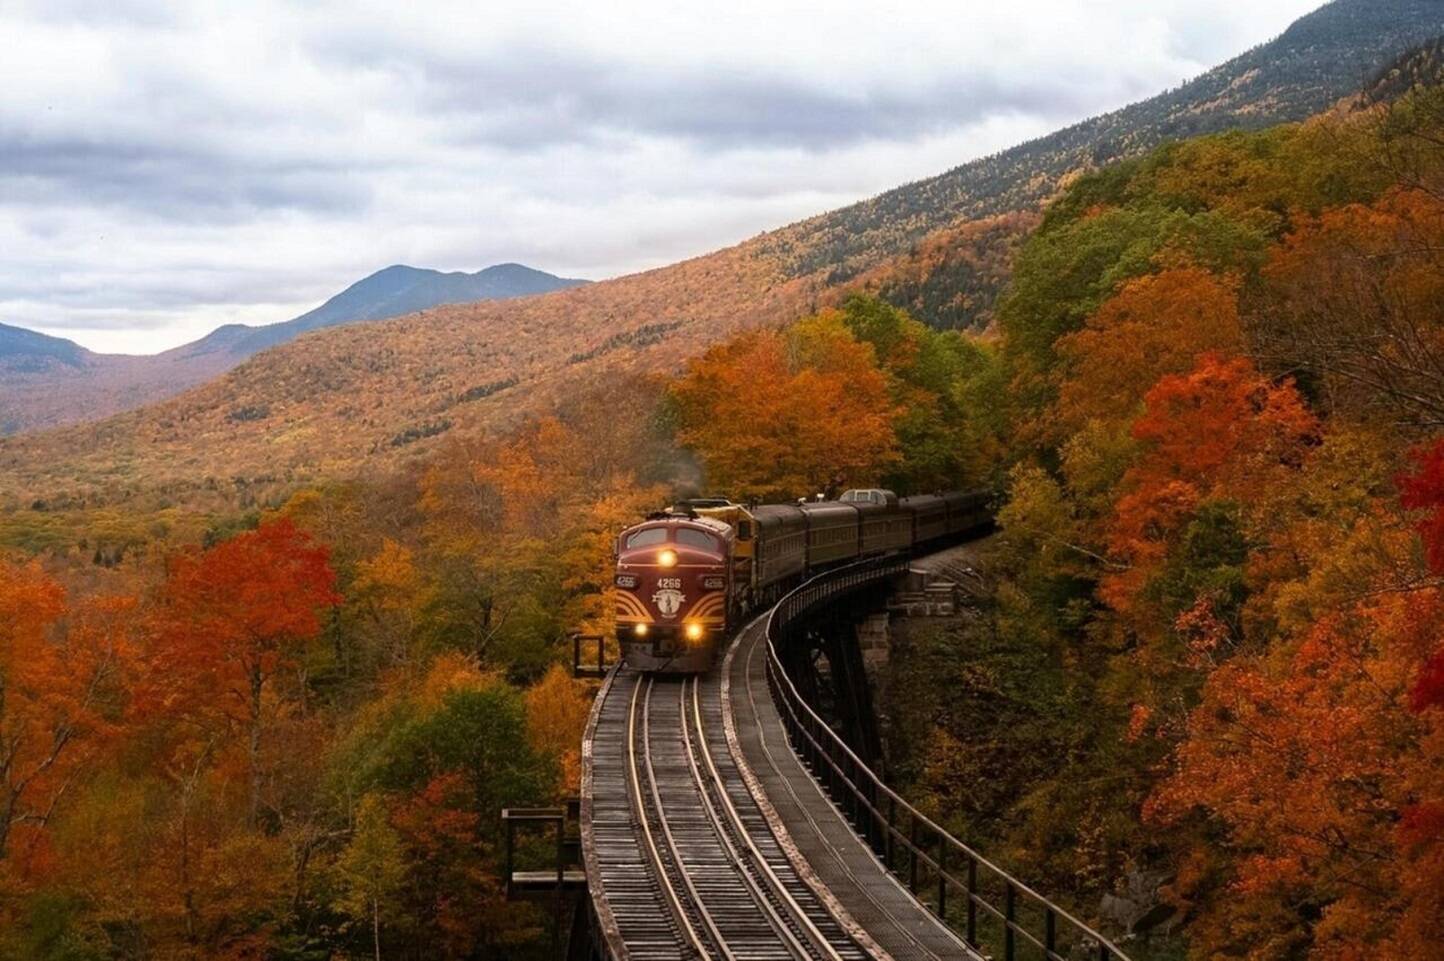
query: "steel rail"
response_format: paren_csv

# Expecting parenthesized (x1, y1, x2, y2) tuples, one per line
(627, 676, 720, 958)
(675, 679, 816, 958)
(734, 625, 969, 961)
(682, 678, 852, 961)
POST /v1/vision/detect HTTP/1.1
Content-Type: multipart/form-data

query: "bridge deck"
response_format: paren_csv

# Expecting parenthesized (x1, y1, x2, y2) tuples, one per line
(582, 607, 980, 960)
(724, 618, 978, 961)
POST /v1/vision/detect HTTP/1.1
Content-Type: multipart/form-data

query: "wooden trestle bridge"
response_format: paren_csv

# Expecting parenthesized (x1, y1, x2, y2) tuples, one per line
(505, 553, 1132, 961)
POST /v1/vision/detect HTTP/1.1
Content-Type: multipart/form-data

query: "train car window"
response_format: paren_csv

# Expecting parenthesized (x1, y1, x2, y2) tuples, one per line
(675, 529, 719, 551)
(625, 528, 667, 549)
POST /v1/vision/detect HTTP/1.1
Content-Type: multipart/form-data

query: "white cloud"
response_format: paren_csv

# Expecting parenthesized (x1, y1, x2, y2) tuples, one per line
(0, 0, 1324, 354)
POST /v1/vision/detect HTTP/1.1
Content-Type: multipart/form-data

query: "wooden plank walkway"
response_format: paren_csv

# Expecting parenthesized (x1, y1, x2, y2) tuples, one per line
(723, 618, 979, 961)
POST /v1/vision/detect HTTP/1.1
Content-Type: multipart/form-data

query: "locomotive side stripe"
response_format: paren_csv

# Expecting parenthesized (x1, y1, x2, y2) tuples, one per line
(615, 592, 651, 620)
(688, 594, 726, 620)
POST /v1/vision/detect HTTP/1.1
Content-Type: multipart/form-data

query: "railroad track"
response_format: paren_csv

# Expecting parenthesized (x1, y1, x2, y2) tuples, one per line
(590, 668, 871, 961)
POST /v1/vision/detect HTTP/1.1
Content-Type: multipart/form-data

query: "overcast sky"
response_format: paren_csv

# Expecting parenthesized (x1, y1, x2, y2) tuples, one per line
(2, 0, 1325, 354)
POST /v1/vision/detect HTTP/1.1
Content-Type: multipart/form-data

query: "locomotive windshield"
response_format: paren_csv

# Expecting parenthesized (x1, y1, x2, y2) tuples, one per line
(623, 525, 719, 551)
(625, 528, 668, 548)
(675, 529, 718, 551)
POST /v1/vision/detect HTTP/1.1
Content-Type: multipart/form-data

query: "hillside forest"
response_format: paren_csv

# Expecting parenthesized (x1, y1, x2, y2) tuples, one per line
(5, 66, 1444, 961)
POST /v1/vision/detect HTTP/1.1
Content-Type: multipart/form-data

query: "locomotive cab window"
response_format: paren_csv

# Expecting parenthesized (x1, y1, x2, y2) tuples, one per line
(675, 528, 718, 551)
(625, 528, 667, 549)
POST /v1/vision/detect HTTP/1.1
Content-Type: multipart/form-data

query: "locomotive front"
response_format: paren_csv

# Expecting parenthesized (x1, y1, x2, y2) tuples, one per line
(614, 515, 732, 672)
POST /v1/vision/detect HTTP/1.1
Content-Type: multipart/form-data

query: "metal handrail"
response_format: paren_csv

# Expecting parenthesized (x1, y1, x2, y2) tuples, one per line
(765, 556, 1131, 961)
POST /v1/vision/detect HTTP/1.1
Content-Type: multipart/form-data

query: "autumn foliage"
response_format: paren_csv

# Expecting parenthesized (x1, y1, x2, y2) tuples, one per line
(7, 52, 1444, 961)
(671, 299, 1003, 499)
(894, 85, 1444, 961)
(669, 313, 899, 500)
(0, 564, 131, 870)
(1101, 354, 1318, 615)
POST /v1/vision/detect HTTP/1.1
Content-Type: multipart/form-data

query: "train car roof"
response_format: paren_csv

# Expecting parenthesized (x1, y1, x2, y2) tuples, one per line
(848, 500, 900, 516)
(799, 501, 859, 521)
(750, 504, 806, 528)
(626, 514, 734, 537)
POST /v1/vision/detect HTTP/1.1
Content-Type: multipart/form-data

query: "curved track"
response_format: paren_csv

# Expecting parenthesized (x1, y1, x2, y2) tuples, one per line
(589, 663, 870, 961)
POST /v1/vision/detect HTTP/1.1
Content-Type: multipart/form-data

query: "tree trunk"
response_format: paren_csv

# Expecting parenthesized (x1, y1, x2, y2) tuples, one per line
(372, 897, 382, 961)
(248, 665, 264, 828)
(0, 789, 13, 860)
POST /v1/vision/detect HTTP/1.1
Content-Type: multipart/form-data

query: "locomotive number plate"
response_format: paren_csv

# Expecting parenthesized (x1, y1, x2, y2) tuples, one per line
(657, 577, 682, 589)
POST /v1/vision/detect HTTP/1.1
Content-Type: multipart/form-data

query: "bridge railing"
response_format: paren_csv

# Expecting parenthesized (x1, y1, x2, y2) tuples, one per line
(766, 556, 1132, 961)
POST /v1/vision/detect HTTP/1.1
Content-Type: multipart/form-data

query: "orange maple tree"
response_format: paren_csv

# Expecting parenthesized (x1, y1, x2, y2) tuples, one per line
(0, 563, 133, 872)
(1254, 188, 1444, 428)
(669, 313, 898, 499)
(1147, 560, 1444, 958)
(145, 518, 339, 826)
(1055, 266, 1244, 434)
(1101, 353, 1318, 614)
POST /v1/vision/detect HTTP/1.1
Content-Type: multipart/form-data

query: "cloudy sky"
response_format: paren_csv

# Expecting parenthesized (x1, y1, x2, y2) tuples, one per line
(2, 0, 1325, 354)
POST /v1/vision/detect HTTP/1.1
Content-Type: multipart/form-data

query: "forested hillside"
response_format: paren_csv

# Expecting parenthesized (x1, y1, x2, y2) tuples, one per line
(760, 0, 1444, 283)
(668, 80, 1444, 959)
(0, 247, 812, 512)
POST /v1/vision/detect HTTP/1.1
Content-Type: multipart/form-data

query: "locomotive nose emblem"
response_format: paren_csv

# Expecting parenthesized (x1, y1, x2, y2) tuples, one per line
(651, 587, 686, 618)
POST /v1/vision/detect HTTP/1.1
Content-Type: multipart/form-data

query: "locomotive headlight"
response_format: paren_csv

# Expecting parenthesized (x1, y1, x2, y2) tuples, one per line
(657, 549, 678, 568)
(685, 622, 704, 642)
(633, 623, 649, 637)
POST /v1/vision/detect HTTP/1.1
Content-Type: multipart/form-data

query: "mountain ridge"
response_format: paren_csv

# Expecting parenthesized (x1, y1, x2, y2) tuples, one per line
(4, 0, 1441, 506)
(0, 324, 89, 371)
(760, 0, 1444, 285)
(0, 263, 586, 434)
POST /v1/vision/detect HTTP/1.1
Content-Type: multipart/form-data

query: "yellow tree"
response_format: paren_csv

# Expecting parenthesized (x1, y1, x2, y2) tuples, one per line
(336, 794, 407, 961)
(525, 665, 593, 792)
(353, 538, 423, 667)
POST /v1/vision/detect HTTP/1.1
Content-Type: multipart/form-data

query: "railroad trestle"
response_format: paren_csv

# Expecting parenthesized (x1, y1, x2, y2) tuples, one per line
(531, 550, 1132, 961)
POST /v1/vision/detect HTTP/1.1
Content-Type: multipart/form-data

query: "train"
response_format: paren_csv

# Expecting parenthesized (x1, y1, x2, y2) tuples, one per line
(613, 489, 991, 672)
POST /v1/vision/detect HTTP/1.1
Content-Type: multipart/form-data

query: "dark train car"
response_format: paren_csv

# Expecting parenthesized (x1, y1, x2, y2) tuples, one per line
(856, 501, 912, 555)
(901, 494, 948, 545)
(751, 504, 808, 594)
(942, 490, 991, 536)
(614, 515, 735, 672)
(800, 501, 861, 568)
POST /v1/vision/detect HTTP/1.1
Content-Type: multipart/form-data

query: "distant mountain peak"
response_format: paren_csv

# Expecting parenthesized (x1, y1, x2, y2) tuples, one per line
(224, 262, 587, 356)
(0, 262, 587, 435)
(0, 323, 89, 369)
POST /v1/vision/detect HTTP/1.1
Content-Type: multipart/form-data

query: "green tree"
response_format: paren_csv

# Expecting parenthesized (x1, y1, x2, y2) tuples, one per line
(335, 794, 406, 961)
